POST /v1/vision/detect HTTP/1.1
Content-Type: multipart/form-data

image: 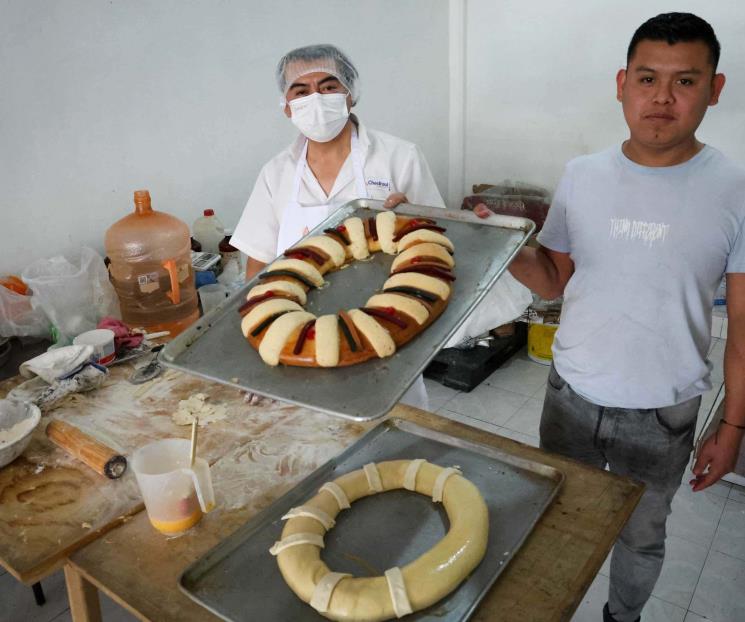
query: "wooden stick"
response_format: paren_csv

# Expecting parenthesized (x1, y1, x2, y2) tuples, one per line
(46, 420, 127, 479)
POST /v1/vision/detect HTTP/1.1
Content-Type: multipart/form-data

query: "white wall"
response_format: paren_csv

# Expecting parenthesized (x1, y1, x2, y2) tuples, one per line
(0, 0, 449, 274)
(464, 0, 745, 197)
(4, 1, 745, 277)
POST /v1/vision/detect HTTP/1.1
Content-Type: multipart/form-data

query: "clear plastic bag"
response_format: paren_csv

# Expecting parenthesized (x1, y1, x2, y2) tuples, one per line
(0, 284, 50, 338)
(21, 247, 121, 345)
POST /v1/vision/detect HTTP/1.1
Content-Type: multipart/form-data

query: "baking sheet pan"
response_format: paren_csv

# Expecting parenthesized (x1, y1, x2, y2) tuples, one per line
(161, 200, 534, 420)
(179, 418, 563, 622)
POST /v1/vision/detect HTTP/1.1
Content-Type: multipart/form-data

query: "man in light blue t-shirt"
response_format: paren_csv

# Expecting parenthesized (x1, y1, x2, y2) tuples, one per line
(505, 12, 745, 622)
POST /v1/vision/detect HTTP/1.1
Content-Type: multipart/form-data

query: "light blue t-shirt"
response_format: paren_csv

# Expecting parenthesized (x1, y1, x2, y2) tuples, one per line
(538, 145, 745, 408)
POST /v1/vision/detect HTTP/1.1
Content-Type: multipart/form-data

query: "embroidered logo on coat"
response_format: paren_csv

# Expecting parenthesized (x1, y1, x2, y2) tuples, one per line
(609, 218, 670, 247)
(367, 179, 391, 191)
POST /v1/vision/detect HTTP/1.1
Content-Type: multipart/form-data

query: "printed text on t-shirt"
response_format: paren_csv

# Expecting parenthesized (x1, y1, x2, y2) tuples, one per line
(609, 218, 670, 247)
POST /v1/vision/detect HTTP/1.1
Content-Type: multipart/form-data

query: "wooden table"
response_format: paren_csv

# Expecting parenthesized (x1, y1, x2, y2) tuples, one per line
(0, 365, 373, 586)
(64, 404, 643, 622)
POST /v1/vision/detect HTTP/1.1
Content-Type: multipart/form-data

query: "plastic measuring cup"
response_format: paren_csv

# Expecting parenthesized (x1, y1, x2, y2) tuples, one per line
(131, 438, 215, 535)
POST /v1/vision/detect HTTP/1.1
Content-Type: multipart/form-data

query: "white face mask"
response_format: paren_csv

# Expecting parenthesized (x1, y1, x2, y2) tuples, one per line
(288, 92, 349, 143)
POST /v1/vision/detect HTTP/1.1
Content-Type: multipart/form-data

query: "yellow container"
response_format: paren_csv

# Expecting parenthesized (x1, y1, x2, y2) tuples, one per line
(527, 322, 558, 365)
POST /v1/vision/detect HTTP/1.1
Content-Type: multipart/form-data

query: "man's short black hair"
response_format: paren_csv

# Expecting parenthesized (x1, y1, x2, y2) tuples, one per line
(627, 12, 721, 71)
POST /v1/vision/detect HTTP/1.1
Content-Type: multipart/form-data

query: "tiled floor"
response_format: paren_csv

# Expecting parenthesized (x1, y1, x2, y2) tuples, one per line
(1, 340, 743, 621)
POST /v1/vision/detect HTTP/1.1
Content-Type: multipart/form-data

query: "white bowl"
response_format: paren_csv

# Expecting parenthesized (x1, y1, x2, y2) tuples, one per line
(0, 399, 41, 469)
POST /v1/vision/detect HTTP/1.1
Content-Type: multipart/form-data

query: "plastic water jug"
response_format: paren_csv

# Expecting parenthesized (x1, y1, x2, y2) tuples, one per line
(105, 190, 199, 336)
(192, 209, 225, 254)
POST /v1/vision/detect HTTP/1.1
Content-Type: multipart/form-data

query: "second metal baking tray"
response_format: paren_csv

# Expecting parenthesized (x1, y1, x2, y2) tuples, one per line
(180, 418, 563, 621)
(161, 199, 534, 420)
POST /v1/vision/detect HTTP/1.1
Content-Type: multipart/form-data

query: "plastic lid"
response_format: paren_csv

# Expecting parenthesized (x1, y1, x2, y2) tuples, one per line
(204, 209, 215, 216)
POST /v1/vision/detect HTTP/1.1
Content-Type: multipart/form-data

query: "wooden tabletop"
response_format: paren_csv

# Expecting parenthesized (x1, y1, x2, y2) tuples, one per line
(0, 365, 373, 584)
(67, 404, 644, 622)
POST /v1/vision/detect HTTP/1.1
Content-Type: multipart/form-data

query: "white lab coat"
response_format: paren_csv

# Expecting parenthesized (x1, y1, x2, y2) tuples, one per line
(231, 119, 445, 263)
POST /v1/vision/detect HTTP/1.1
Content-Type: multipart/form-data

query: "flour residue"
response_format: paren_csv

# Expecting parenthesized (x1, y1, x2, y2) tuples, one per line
(0, 417, 37, 447)
(172, 393, 228, 426)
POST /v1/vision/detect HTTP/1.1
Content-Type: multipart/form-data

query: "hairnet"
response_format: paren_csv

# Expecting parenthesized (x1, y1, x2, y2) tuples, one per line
(277, 44, 360, 104)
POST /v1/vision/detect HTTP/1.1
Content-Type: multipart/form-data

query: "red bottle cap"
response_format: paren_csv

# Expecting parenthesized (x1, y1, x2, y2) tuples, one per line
(204, 209, 214, 216)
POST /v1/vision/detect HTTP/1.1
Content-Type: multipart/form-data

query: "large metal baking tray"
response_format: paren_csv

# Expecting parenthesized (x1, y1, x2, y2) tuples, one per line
(161, 199, 534, 420)
(180, 418, 563, 622)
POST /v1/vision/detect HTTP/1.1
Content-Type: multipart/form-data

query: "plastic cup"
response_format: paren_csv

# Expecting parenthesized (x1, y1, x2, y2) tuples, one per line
(72, 328, 116, 365)
(131, 438, 215, 535)
(198, 283, 230, 315)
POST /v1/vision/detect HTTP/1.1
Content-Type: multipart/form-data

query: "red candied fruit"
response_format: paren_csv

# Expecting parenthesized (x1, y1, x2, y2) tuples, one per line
(307, 326, 316, 339)
(337, 225, 347, 232)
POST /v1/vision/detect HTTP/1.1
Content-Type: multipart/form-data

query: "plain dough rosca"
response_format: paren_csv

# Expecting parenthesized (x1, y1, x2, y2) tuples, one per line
(269, 459, 489, 621)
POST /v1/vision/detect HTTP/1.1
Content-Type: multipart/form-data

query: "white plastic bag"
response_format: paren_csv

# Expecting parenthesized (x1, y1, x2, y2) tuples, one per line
(445, 270, 532, 347)
(22, 247, 120, 345)
(0, 285, 50, 338)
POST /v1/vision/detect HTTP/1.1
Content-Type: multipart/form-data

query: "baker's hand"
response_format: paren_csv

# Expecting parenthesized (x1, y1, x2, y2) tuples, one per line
(473, 203, 491, 219)
(383, 192, 408, 210)
(690, 423, 743, 491)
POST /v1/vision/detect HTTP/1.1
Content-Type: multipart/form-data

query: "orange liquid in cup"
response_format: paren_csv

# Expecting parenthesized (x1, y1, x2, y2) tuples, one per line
(148, 491, 203, 535)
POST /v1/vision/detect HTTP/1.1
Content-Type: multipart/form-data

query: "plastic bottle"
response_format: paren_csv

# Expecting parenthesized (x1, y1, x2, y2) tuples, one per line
(192, 209, 225, 255)
(105, 190, 199, 337)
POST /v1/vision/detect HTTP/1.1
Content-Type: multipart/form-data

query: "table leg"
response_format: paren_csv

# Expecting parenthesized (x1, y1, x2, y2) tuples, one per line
(64, 565, 102, 622)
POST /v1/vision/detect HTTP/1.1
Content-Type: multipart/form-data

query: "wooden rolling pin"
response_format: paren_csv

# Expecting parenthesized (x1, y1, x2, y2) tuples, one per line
(46, 420, 127, 479)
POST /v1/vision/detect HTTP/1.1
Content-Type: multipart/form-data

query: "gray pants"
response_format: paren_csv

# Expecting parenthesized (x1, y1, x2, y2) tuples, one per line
(540, 365, 700, 622)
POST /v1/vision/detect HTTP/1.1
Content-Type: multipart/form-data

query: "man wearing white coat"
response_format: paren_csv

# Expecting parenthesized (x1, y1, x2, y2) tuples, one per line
(231, 44, 530, 408)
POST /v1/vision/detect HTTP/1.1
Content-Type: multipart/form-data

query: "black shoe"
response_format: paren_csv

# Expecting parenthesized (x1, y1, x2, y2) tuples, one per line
(603, 603, 640, 622)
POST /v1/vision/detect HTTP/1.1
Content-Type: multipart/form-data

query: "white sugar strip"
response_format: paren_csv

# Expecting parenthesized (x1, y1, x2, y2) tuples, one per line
(268, 532, 324, 556)
(432, 467, 462, 503)
(310, 572, 351, 613)
(376, 211, 398, 254)
(314, 314, 340, 367)
(344, 217, 369, 259)
(363, 462, 383, 493)
(281, 505, 336, 530)
(319, 482, 351, 510)
(384, 567, 413, 618)
(403, 459, 425, 491)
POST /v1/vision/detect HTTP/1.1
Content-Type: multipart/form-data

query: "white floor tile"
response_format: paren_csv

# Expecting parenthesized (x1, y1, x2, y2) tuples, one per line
(708, 338, 725, 364)
(444, 383, 528, 427)
(531, 382, 547, 399)
(495, 426, 540, 448)
(571, 573, 608, 621)
(435, 408, 502, 434)
(652, 535, 709, 610)
(641, 597, 687, 621)
(502, 397, 544, 437)
(422, 378, 460, 412)
(729, 486, 745, 504)
(667, 482, 727, 548)
(0, 569, 70, 622)
(711, 498, 745, 562)
(682, 612, 710, 622)
(483, 357, 550, 397)
(690, 550, 745, 622)
(697, 479, 732, 500)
